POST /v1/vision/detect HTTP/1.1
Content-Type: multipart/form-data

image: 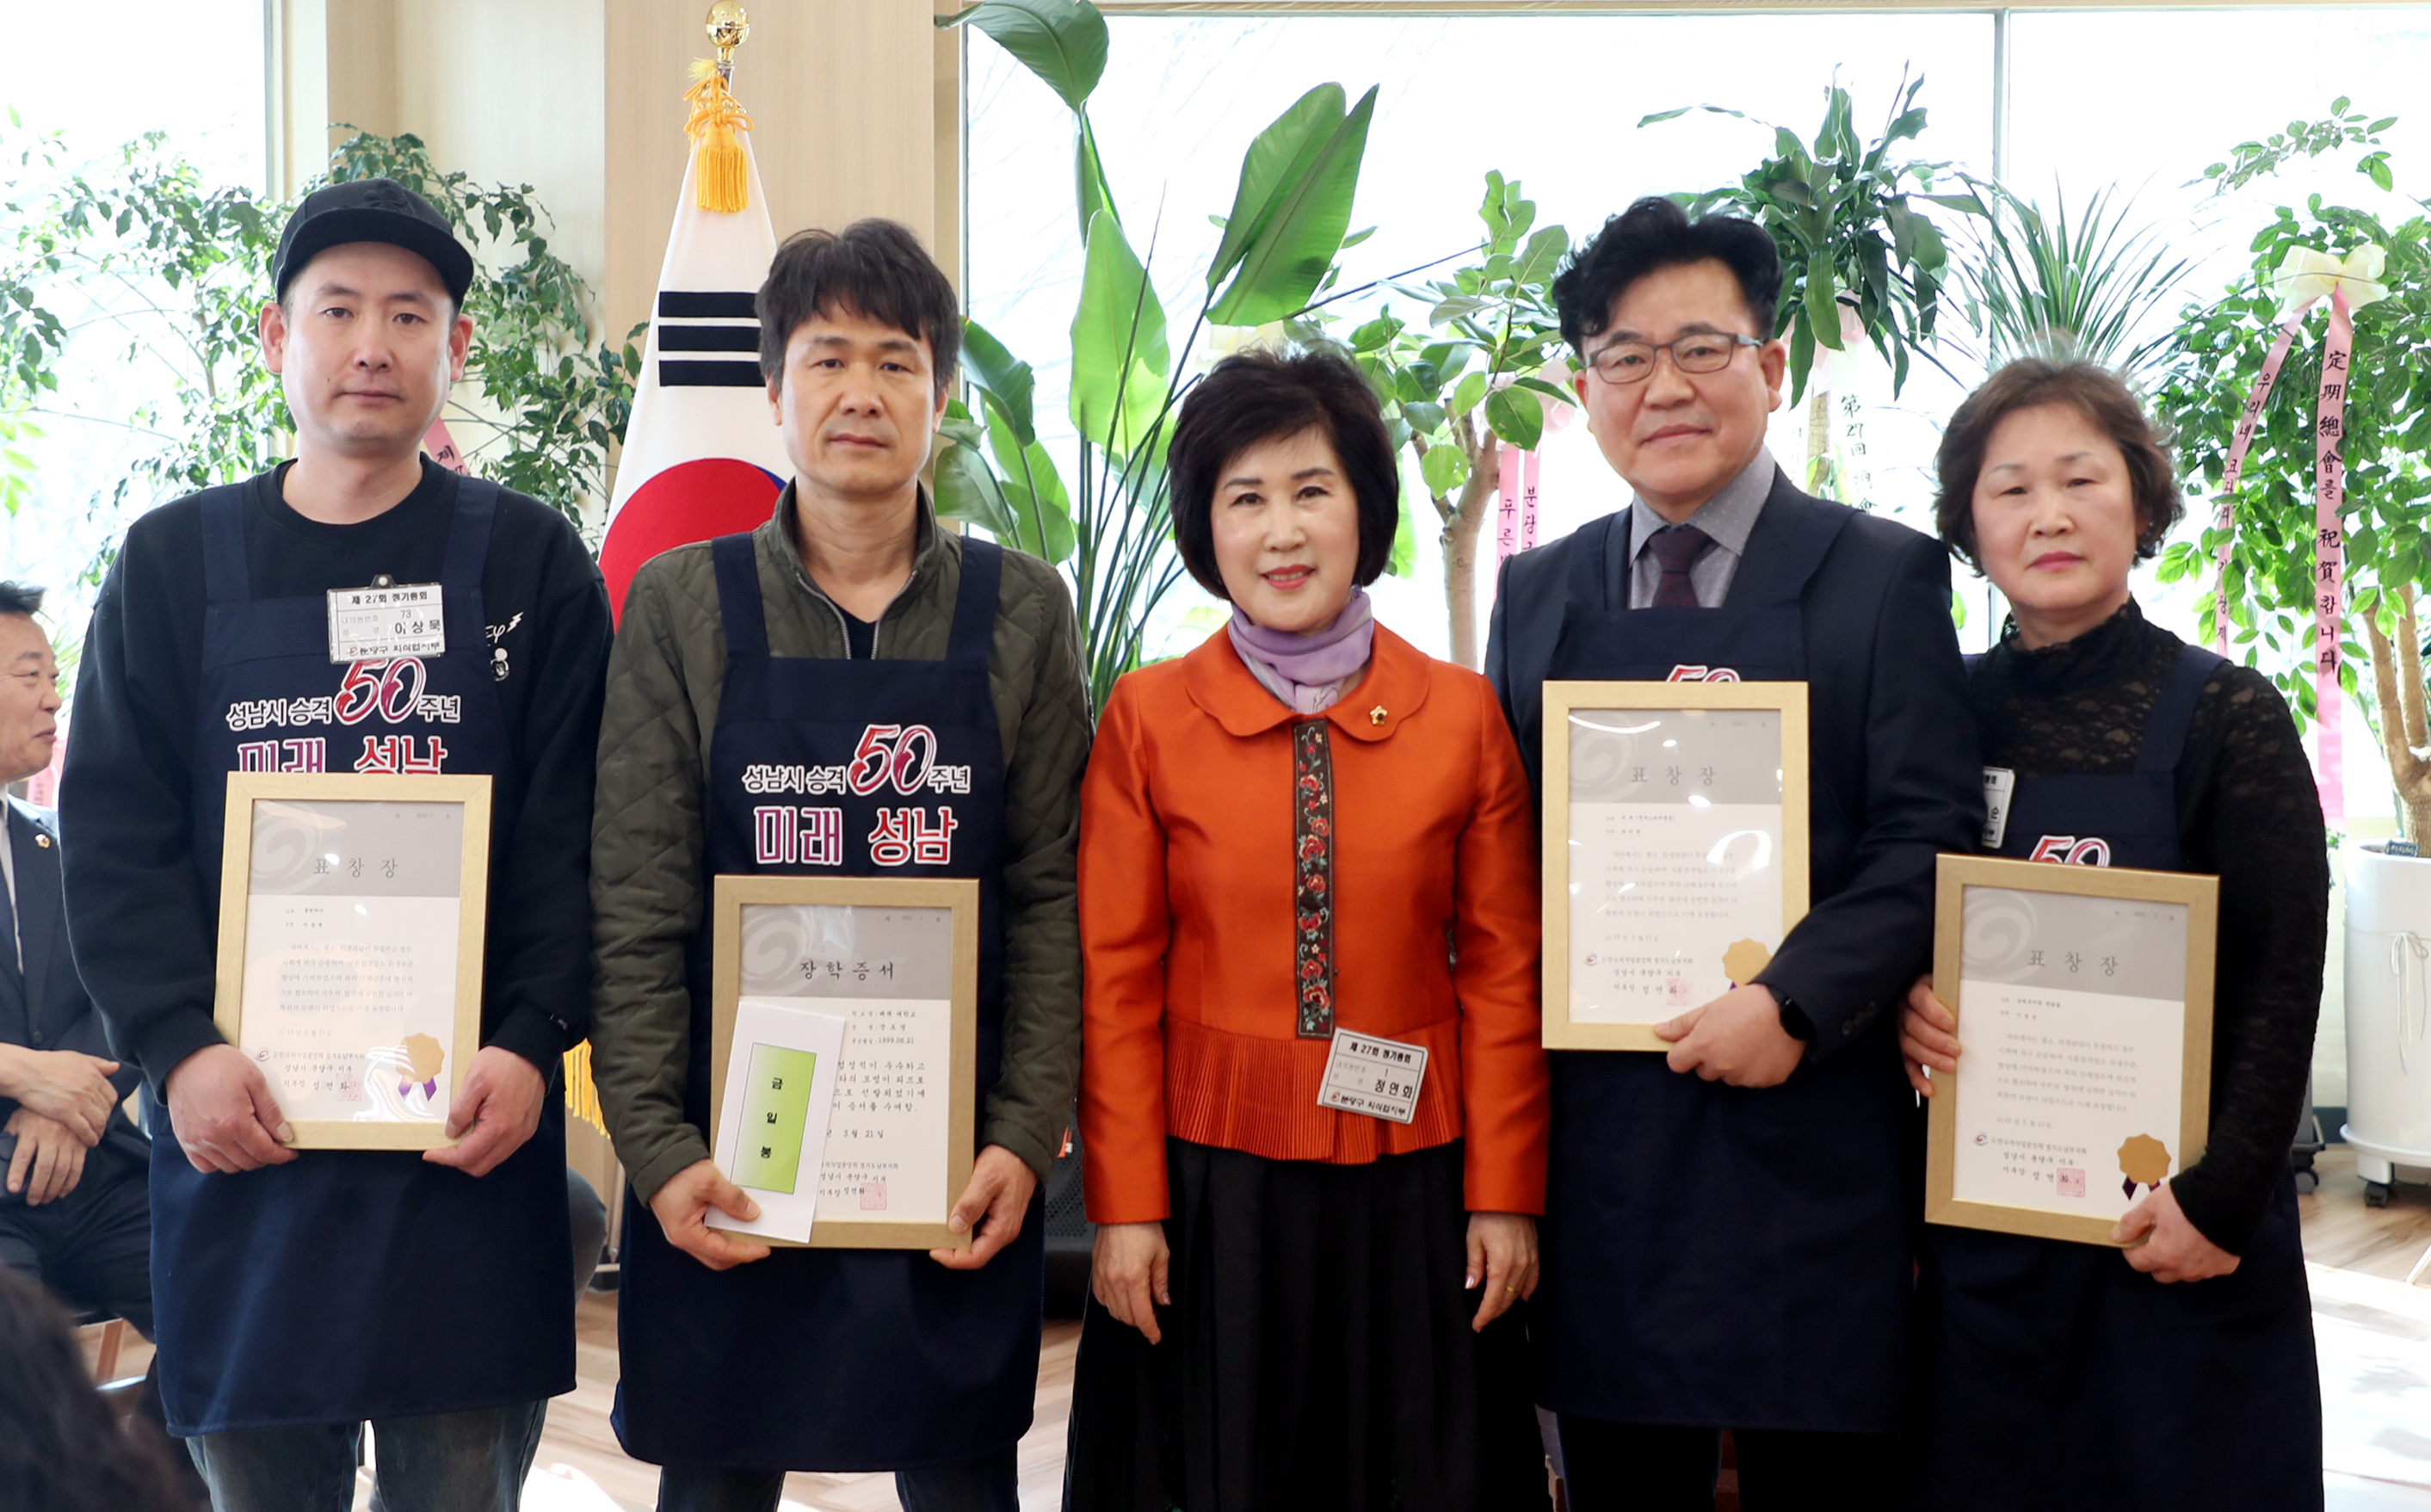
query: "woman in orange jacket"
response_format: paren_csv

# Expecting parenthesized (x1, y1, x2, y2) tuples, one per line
(1063, 349, 1552, 1512)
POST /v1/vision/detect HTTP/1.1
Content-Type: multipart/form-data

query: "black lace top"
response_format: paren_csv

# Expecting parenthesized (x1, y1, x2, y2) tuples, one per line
(1971, 599, 2328, 1253)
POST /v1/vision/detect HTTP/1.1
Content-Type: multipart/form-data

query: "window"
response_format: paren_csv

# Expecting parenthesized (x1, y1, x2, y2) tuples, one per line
(967, 6, 2431, 687)
(0, 0, 268, 612)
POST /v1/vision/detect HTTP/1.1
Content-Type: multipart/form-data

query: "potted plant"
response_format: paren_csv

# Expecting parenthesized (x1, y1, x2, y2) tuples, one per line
(1348, 172, 1570, 669)
(2153, 113, 2431, 1204)
(0, 125, 638, 546)
(1944, 182, 2195, 387)
(1643, 75, 1979, 500)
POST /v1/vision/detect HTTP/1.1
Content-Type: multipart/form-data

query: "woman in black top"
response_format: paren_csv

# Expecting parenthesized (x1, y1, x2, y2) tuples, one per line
(1900, 360, 2326, 1510)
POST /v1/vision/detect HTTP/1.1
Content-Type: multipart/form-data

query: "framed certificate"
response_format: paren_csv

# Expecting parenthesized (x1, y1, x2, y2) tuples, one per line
(708, 875, 979, 1250)
(212, 772, 492, 1150)
(1925, 855, 2218, 1245)
(1542, 681, 1810, 1051)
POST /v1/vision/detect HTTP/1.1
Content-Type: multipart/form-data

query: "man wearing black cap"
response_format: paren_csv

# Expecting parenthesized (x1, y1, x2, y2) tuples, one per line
(59, 177, 610, 1509)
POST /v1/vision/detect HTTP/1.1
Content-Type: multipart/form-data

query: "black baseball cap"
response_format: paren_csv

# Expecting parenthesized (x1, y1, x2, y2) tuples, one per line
(272, 177, 475, 307)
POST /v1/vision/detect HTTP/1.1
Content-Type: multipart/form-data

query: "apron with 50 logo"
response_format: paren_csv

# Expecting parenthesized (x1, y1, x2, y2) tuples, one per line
(611, 529, 1042, 1472)
(151, 478, 571, 1435)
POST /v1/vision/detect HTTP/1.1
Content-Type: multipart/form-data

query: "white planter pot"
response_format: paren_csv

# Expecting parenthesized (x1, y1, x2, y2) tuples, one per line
(2342, 842, 2431, 1186)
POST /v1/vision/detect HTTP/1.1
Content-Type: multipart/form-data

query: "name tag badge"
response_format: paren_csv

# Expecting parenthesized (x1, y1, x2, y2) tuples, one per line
(327, 584, 446, 663)
(1983, 766, 2016, 849)
(1317, 1028, 1428, 1125)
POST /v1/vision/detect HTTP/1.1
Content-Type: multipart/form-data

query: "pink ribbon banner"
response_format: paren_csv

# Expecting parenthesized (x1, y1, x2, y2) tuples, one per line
(2311, 289, 2354, 826)
(423, 417, 472, 475)
(2208, 288, 2353, 824)
(2210, 301, 2314, 653)
(1496, 447, 1540, 563)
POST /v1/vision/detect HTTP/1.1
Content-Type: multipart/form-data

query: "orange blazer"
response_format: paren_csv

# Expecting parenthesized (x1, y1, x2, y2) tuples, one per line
(1078, 624, 1548, 1225)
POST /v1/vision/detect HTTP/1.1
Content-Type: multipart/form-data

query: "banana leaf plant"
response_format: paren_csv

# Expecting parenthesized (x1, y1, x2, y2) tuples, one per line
(1348, 173, 1571, 669)
(1643, 75, 1979, 497)
(938, 0, 1377, 712)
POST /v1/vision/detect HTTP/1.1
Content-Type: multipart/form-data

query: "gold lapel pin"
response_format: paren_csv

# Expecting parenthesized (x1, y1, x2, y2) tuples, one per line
(1369, 706, 1388, 726)
(34, 834, 50, 849)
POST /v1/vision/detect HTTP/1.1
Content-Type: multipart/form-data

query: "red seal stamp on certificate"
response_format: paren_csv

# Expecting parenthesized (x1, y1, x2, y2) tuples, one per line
(2057, 1168, 2085, 1200)
(860, 1180, 888, 1212)
(1666, 976, 1694, 1007)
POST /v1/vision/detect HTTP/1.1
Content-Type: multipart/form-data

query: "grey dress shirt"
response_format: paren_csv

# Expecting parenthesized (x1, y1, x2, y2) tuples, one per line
(1626, 447, 1781, 609)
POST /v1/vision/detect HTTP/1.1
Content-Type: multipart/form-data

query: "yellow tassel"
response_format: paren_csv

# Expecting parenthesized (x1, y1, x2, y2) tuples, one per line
(562, 1042, 608, 1135)
(683, 59, 752, 214)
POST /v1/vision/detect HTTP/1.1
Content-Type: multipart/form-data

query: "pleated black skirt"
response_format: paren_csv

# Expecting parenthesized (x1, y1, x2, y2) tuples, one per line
(1063, 1138, 1550, 1512)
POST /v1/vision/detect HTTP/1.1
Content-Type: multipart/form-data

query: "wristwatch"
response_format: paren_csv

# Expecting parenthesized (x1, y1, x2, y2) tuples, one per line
(1762, 983, 1814, 1041)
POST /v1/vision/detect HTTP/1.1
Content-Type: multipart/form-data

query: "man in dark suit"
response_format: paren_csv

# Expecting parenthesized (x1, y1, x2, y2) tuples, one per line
(1486, 199, 1982, 1509)
(0, 581, 152, 1342)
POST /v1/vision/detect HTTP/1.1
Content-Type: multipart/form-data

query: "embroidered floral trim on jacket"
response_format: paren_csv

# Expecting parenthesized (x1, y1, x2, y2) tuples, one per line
(1293, 719, 1336, 1038)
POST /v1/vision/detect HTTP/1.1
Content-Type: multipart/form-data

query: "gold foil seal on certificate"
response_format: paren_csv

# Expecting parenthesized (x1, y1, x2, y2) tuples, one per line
(1721, 938, 1774, 986)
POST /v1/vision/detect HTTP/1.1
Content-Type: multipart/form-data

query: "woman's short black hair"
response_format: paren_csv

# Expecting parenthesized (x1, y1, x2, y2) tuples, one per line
(0, 1268, 194, 1512)
(1934, 358, 2183, 568)
(1552, 195, 1783, 355)
(1169, 348, 1402, 601)
(756, 219, 960, 395)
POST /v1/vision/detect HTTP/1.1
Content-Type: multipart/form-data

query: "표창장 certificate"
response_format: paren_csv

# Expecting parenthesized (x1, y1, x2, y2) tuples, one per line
(1926, 855, 2218, 1246)
(707, 875, 979, 1250)
(1541, 681, 1810, 1050)
(213, 773, 492, 1150)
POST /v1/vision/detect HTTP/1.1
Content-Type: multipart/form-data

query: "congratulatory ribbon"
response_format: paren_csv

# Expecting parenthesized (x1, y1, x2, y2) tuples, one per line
(1496, 444, 1540, 562)
(2208, 244, 2391, 825)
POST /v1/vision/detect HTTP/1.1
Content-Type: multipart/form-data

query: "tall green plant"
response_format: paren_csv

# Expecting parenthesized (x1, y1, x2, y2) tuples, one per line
(1947, 182, 2195, 386)
(938, 0, 1376, 711)
(1644, 76, 1978, 497)
(2154, 136, 2431, 836)
(0, 124, 639, 553)
(1350, 173, 1570, 669)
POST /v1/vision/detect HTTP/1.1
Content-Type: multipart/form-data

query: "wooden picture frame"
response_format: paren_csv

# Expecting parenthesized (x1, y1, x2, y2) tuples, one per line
(708, 874, 980, 1250)
(213, 771, 493, 1151)
(1924, 854, 2218, 1246)
(1541, 680, 1811, 1050)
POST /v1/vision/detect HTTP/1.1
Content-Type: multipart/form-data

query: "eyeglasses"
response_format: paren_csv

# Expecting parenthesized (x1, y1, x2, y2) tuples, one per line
(1584, 331, 1763, 385)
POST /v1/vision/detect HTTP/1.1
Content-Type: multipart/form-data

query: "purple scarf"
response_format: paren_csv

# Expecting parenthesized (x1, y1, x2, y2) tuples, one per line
(1226, 589, 1375, 715)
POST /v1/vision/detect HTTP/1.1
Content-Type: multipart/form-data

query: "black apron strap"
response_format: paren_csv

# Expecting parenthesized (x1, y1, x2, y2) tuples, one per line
(1727, 495, 1850, 609)
(201, 489, 250, 606)
(441, 478, 500, 589)
(712, 534, 769, 660)
(1565, 512, 1625, 613)
(2135, 643, 2226, 775)
(947, 537, 1002, 667)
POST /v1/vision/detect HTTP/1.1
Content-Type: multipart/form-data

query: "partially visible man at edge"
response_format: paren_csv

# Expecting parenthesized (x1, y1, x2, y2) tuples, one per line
(59, 177, 609, 1510)
(0, 583, 160, 1434)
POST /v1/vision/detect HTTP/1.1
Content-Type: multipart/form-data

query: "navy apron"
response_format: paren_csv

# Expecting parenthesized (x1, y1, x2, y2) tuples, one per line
(151, 478, 572, 1435)
(1534, 507, 1925, 1435)
(1913, 643, 2321, 1510)
(612, 531, 1045, 1472)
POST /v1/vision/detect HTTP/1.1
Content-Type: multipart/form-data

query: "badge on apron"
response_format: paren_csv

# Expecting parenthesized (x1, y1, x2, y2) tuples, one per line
(1317, 1028, 1428, 1124)
(1982, 766, 2016, 849)
(327, 582, 445, 663)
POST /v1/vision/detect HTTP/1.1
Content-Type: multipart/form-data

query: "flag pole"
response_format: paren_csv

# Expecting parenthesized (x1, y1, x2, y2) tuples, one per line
(708, 1, 749, 83)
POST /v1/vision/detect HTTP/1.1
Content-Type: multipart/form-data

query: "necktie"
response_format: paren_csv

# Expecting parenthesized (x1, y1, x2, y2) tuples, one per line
(1649, 524, 1715, 608)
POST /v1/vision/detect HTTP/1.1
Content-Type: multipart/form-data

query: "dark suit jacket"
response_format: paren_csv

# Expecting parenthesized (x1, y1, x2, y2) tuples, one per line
(0, 796, 147, 1188)
(1485, 468, 1985, 1056)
